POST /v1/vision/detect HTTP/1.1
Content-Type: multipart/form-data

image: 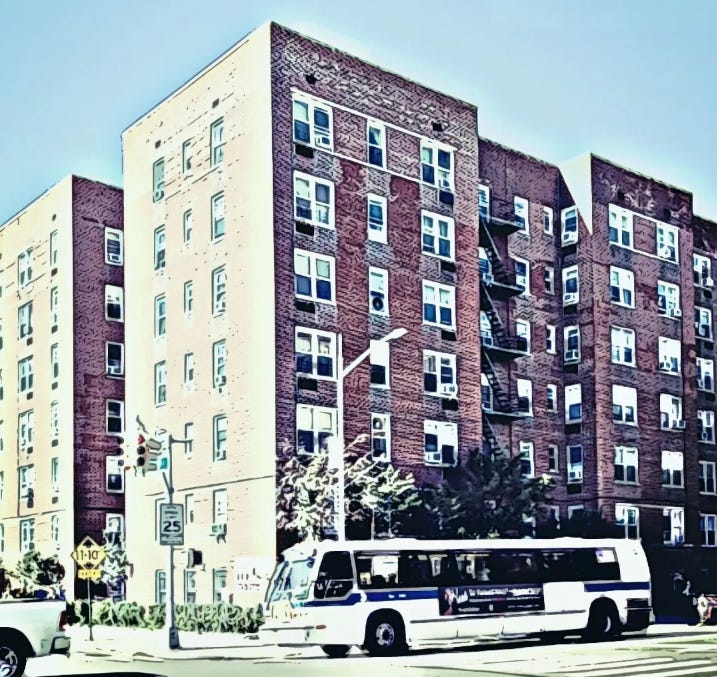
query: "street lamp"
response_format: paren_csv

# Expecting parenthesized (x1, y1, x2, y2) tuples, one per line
(333, 327, 408, 540)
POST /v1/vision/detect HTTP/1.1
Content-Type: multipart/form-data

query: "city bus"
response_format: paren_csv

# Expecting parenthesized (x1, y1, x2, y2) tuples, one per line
(261, 537, 652, 658)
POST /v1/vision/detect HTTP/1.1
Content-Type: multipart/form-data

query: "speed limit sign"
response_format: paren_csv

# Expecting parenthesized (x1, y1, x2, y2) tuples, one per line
(159, 503, 184, 546)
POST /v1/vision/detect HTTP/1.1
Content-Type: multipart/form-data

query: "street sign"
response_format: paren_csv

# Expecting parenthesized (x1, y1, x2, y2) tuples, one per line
(159, 503, 184, 546)
(71, 535, 106, 570)
(78, 568, 102, 581)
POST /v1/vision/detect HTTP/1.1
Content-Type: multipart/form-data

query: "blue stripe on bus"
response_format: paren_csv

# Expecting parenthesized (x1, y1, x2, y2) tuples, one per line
(303, 589, 436, 607)
(584, 581, 650, 592)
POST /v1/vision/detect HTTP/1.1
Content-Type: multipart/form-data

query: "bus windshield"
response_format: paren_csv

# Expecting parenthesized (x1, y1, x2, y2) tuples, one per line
(266, 558, 315, 605)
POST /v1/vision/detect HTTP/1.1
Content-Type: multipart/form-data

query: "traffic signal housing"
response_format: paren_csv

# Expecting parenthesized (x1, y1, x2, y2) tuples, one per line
(136, 434, 148, 469)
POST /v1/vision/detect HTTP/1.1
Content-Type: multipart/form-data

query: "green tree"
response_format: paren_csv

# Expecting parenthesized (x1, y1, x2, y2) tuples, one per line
(100, 529, 131, 597)
(422, 449, 555, 539)
(13, 551, 65, 596)
(562, 508, 622, 538)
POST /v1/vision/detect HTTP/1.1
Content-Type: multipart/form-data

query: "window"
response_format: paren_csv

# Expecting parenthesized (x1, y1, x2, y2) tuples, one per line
(367, 122, 385, 167)
(152, 158, 165, 201)
(19, 465, 34, 500)
(565, 384, 582, 423)
(614, 446, 638, 483)
(185, 493, 195, 523)
(661, 451, 684, 488)
(19, 519, 34, 553)
(547, 384, 557, 412)
(50, 403, 59, 443)
(658, 337, 681, 375)
(210, 118, 225, 166)
(106, 400, 124, 434)
(106, 455, 124, 493)
(694, 254, 712, 287)
(184, 423, 194, 457)
(564, 325, 580, 363)
(420, 139, 454, 189)
(546, 325, 556, 354)
(50, 344, 58, 382)
(561, 206, 578, 245)
(660, 393, 684, 430)
(18, 357, 33, 394)
(514, 257, 529, 295)
(612, 385, 637, 425)
(516, 319, 531, 353)
(616, 504, 640, 539)
(369, 267, 389, 315)
(295, 328, 336, 379)
(213, 414, 227, 461)
(608, 205, 633, 247)
(18, 410, 33, 450)
(548, 444, 559, 472)
(106, 342, 124, 377)
(17, 248, 33, 287)
(296, 405, 335, 455)
(294, 250, 335, 303)
(698, 358, 715, 391)
(422, 281, 455, 329)
(213, 569, 228, 603)
(184, 570, 197, 604)
(154, 362, 166, 406)
(153, 226, 166, 270)
(562, 265, 579, 305)
(0, 370, 2, 400)
(183, 209, 193, 244)
(213, 340, 227, 389)
(700, 461, 716, 494)
(50, 457, 59, 494)
(610, 266, 634, 307)
(517, 378, 533, 415)
(421, 211, 455, 260)
(519, 441, 534, 476)
(663, 507, 685, 545)
(50, 287, 59, 326)
(544, 266, 555, 294)
(154, 295, 166, 337)
(18, 302, 32, 340)
(211, 192, 225, 239)
(212, 267, 226, 314)
(294, 172, 334, 228)
(184, 281, 194, 315)
(367, 194, 387, 243)
(213, 488, 228, 524)
(105, 285, 124, 322)
(700, 514, 717, 547)
(293, 97, 332, 149)
(478, 184, 490, 220)
(49, 230, 58, 267)
(0, 473, 4, 502)
(543, 207, 553, 235)
(183, 353, 195, 386)
(105, 228, 123, 264)
(513, 196, 529, 233)
(369, 340, 390, 388)
(696, 306, 713, 340)
(567, 445, 583, 483)
(698, 410, 715, 444)
(657, 280, 681, 318)
(155, 570, 167, 605)
(423, 351, 457, 397)
(424, 420, 458, 466)
(656, 222, 678, 262)
(371, 413, 391, 461)
(611, 326, 635, 366)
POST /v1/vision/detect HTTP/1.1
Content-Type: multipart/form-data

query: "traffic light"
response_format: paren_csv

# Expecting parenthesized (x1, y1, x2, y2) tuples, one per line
(112, 436, 134, 473)
(136, 434, 148, 469)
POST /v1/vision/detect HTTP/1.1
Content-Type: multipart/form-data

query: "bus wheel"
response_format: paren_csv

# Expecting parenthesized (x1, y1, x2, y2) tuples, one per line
(584, 601, 621, 642)
(321, 645, 350, 659)
(364, 612, 406, 657)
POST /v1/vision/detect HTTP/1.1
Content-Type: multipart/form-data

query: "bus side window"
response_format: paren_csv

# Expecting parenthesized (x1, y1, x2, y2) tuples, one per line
(542, 550, 579, 583)
(314, 551, 354, 599)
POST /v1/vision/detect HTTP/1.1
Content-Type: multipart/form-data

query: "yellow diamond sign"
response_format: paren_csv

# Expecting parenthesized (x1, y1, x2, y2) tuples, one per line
(71, 535, 106, 571)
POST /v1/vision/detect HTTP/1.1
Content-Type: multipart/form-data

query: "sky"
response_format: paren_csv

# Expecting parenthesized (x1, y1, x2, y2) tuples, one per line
(2, 0, 717, 223)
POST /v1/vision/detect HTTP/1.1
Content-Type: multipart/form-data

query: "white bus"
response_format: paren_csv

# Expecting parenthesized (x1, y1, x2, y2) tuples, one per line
(262, 537, 653, 658)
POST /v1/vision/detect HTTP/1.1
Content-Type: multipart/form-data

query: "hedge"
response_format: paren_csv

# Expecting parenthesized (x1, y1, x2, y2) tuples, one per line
(68, 600, 264, 634)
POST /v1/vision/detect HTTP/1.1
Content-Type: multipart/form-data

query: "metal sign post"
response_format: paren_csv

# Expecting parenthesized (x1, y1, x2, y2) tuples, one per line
(71, 536, 106, 642)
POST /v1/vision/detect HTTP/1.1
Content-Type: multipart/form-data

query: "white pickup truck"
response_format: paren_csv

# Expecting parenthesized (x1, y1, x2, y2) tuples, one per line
(0, 598, 70, 676)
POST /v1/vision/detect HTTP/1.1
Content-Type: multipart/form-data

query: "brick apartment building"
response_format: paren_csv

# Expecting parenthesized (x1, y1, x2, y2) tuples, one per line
(0, 176, 125, 595)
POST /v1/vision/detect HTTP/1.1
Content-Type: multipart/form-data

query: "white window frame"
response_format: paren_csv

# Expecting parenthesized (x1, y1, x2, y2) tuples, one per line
(614, 446, 639, 484)
(514, 196, 529, 233)
(421, 210, 455, 261)
(423, 350, 457, 397)
(50, 402, 59, 443)
(154, 295, 166, 337)
(700, 514, 717, 547)
(564, 325, 581, 363)
(561, 206, 578, 245)
(367, 121, 385, 168)
(210, 118, 225, 167)
(106, 342, 124, 377)
(185, 493, 195, 524)
(565, 384, 582, 423)
(657, 280, 681, 318)
(420, 140, 454, 190)
(562, 265, 579, 305)
(183, 209, 193, 244)
(478, 184, 490, 220)
(519, 441, 534, 477)
(213, 488, 228, 524)
(658, 336, 681, 375)
(50, 343, 58, 382)
(154, 361, 167, 406)
(182, 139, 192, 173)
(106, 399, 124, 435)
(696, 306, 713, 340)
(212, 267, 226, 315)
(18, 301, 32, 340)
(694, 254, 713, 287)
(184, 423, 194, 457)
(546, 325, 556, 354)
(296, 405, 336, 456)
(367, 194, 387, 243)
(514, 257, 530, 295)
(152, 157, 165, 201)
(610, 266, 635, 308)
(422, 280, 456, 329)
(660, 393, 684, 431)
(184, 281, 194, 315)
(615, 504, 640, 539)
(50, 286, 58, 326)
(293, 96, 333, 149)
(17, 248, 33, 288)
(608, 205, 633, 248)
(612, 385, 637, 425)
(547, 384, 557, 413)
(517, 378, 533, 416)
(699, 409, 715, 444)
(154, 226, 166, 270)
(295, 328, 336, 381)
(369, 339, 391, 389)
(544, 266, 555, 295)
(19, 518, 34, 553)
(697, 357, 715, 392)
(516, 319, 531, 354)
(663, 507, 685, 545)
(106, 455, 125, 494)
(211, 191, 225, 239)
(18, 410, 34, 450)
(294, 250, 335, 304)
(105, 285, 124, 322)
(294, 172, 334, 228)
(423, 420, 458, 466)
(18, 356, 33, 394)
(105, 228, 123, 265)
(611, 326, 636, 366)
(656, 222, 679, 263)
(49, 230, 58, 267)
(369, 267, 389, 316)
(371, 413, 391, 461)
(548, 444, 559, 472)
(567, 445, 583, 483)
(213, 414, 227, 461)
(661, 451, 684, 488)
(699, 461, 716, 494)
(213, 340, 227, 389)
(183, 353, 194, 387)
(542, 206, 553, 235)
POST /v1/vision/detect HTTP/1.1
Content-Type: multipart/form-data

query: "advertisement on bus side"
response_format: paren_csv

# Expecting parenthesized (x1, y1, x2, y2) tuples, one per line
(438, 584, 545, 616)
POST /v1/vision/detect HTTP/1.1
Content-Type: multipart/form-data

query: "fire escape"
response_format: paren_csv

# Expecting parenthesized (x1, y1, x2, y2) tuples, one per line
(479, 197, 531, 457)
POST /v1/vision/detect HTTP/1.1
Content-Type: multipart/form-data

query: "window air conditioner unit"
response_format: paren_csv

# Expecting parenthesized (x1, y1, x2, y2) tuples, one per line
(440, 384, 458, 398)
(372, 416, 385, 432)
(370, 291, 386, 313)
(108, 364, 122, 376)
(659, 360, 672, 371)
(658, 245, 672, 258)
(698, 378, 706, 389)
(481, 333, 494, 347)
(706, 277, 714, 288)
(314, 133, 331, 148)
(673, 420, 687, 430)
(153, 188, 165, 202)
(424, 451, 443, 465)
(211, 523, 227, 537)
(701, 431, 711, 442)
(108, 252, 122, 264)
(562, 231, 576, 243)
(568, 470, 583, 482)
(215, 375, 227, 388)
(565, 349, 579, 361)
(564, 292, 578, 304)
(216, 298, 226, 312)
(670, 308, 682, 318)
